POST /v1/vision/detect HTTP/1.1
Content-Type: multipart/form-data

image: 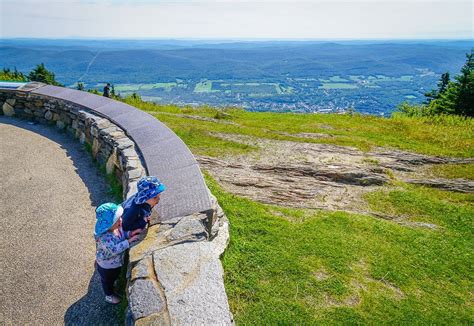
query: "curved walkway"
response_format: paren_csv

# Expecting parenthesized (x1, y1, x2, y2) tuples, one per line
(0, 117, 120, 325)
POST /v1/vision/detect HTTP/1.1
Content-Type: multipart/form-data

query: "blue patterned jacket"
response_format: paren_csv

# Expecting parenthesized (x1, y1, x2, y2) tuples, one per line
(95, 227, 130, 269)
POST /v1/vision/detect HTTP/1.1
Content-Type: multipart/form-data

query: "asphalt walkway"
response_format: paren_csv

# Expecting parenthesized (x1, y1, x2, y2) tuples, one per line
(0, 116, 122, 325)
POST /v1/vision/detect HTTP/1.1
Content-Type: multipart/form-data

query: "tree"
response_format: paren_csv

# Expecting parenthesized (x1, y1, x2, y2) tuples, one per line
(28, 63, 62, 86)
(77, 82, 85, 91)
(424, 72, 450, 104)
(1, 67, 27, 82)
(454, 52, 474, 116)
(431, 52, 473, 117)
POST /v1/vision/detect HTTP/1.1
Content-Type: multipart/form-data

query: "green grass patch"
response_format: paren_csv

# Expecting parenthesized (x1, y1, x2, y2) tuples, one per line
(398, 75, 413, 81)
(152, 82, 177, 91)
(114, 83, 177, 92)
(194, 80, 217, 93)
(319, 83, 357, 89)
(429, 163, 474, 180)
(114, 84, 141, 92)
(365, 183, 474, 232)
(173, 126, 257, 157)
(207, 176, 473, 324)
(123, 98, 474, 158)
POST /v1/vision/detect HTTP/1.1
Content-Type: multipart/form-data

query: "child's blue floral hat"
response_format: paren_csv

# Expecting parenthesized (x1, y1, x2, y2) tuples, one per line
(134, 176, 166, 205)
(95, 203, 124, 236)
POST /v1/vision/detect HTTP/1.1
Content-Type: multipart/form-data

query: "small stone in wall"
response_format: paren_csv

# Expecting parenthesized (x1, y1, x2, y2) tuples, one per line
(126, 181, 138, 199)
(126, 168, 143, 182)
(92, 138, 101, 158)
(56, 120, 66, 130)
(115, 138, 134, 151)
(2, 102, 15, 116)
(6, 98, 16, 106)
(106, 150, 118, 175)
(79, 132, 86, 144)
(45, 110, 53, 120)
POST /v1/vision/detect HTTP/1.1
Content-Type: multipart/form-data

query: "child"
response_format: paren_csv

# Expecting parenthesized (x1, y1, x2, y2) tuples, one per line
(122, 176, 166, 232)
(94, 203, 142, 304)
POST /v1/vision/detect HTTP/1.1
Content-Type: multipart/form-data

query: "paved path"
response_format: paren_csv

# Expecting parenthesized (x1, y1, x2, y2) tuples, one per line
(0, 117, 121, 325)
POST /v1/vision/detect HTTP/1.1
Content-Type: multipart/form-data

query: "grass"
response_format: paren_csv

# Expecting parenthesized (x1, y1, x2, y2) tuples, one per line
(194, 80, 216, 93)
(114, 82, 177, 93)
(120, 97, 473, 324)
(207, 176, 473, 324)
(151, 82, 177, 91)
(319, 83, 358, 89)
(319, 75, 350, 82)
(124, 97, 474, 158)
(428, 163, 474, 181)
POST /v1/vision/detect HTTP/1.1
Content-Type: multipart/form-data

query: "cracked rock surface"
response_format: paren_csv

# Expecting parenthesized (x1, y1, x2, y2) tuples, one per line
(198, 134, 473, 215)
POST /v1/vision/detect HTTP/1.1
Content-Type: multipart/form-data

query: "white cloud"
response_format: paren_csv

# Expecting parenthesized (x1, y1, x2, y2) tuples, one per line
(1, 0, 472, 39)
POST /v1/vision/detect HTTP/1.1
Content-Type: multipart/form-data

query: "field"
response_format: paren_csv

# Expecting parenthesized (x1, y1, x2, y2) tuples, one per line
(319, 83, 358, 89)
(124, 97, 473, 324)
(111, 82, 178, 93)
(194, 80, 218, 93)
(86, 73, 432, 114)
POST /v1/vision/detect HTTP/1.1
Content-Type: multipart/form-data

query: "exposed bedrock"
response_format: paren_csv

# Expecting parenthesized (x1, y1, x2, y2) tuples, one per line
(197, 135, 473, 213)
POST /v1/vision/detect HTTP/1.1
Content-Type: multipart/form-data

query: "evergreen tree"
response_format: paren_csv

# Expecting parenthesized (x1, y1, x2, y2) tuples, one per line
(28, 63, 62, 86)
(1, 67, 27, 82)
(438, 72, 450, 94)
(454, 52, 473, 116)
(431, 52, 473, 117)
(424, 72, 450, 104)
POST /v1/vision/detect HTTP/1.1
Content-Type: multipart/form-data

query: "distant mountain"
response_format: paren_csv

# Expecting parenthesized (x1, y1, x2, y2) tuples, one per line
(0, 39, 472, 114)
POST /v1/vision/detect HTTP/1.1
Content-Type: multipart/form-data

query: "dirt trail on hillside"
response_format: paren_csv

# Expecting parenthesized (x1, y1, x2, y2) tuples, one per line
(198, 133, 473, 218)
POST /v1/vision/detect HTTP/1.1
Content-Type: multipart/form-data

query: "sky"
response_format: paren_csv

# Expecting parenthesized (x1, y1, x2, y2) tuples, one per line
(0, 0, 472, 40)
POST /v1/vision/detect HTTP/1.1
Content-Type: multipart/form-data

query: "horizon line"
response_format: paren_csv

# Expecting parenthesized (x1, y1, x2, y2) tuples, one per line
(2, 37, 473, 42)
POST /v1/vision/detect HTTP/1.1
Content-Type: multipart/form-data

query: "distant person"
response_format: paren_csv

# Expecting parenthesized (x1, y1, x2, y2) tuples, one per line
(103, 83, 111, 98)
(94, 203, 142, 304)
(122, 176, 166, 232)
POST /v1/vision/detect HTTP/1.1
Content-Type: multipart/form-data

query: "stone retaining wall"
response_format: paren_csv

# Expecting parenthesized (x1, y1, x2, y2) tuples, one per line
(0, 84, 146, 198)
(0, 83, 233, 325)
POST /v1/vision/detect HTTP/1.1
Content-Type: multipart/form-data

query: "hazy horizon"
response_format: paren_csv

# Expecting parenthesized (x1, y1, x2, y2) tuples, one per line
(1, 0, 472, 40)
(2, 37, 473, 41)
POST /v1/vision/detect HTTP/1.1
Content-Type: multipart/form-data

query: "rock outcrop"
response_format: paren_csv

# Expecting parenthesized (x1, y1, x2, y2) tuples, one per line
(198, 134, 473, 214)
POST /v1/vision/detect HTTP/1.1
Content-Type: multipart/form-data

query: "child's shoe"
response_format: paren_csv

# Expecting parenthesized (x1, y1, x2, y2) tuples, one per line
(105, 294, 121, 304)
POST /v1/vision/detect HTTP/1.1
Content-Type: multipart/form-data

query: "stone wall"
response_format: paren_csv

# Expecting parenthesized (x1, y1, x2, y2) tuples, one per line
(0, 84, 233, 325)
(0, 86, 145, 199)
